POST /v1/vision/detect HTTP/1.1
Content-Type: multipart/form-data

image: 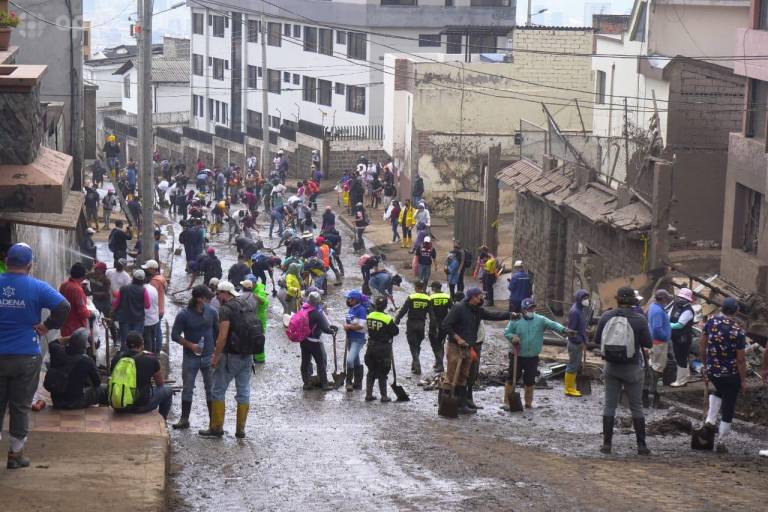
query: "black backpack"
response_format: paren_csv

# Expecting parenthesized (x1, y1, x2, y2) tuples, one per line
(108, 229, 118, 253)
(43, 366, 70, 394)
(223, 298, 265, 355)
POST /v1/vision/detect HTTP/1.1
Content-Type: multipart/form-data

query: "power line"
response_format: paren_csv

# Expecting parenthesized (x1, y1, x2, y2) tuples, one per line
(10, 0, 134, 30)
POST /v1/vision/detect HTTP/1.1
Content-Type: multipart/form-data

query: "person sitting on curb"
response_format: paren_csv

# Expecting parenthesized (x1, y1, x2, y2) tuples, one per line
(504, 298, 572, 409)
(46, 328, 107, 410)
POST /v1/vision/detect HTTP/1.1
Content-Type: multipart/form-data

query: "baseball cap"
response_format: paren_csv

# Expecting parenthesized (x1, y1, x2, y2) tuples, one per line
(654, 289, 672, 301)
(240, 279, 254, 290)
(465, 287, 483, 299)
(216, 281, 240, 297)
(616, 287, 637, 304)
(207, 247, 215, 254)
(345, 290, 364, 301)
(132, 269, 146, 281)
(6, 243, 33, 266)
(95, 262, 107, 272)
(521, 297, 537, 310)
(142, 259, 159, 270)
(514, 260, 523, 267)
(208, 277, 220, 288)
(722, 297, 739, 315)
(424, 236, 431, 243)
(86, 228, 96, 235)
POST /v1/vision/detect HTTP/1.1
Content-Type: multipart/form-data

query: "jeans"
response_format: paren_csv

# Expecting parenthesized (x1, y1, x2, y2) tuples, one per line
(270, 214, 284, 238)
(565, 341, 583, 373)
(53, 385, 108, 410)
(710, 374, 741, 423)
(603, 362, 644, 419)
(107, 157, 119, 173)
(103, 209, 112, 228)
(143, 323, 161, 354)
(129, 386, 173, 419)
(181, 354, 213, 402)
(0, 355, 42, 442)
(402, 224, 412, 240)
(346, 339, 365, 370)
(391, 221, 400, 241)
(119, 321, 145, 351)
(211, 353, 253, 404)
(482, 274, 496, 305)
(417, 264, 432, 283)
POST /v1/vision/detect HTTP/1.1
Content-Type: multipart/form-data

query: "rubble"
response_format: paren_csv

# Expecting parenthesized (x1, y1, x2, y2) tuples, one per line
(647, 415, 693, 436)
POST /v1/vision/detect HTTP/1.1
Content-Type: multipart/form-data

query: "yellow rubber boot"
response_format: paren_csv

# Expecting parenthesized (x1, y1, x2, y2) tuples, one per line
(524, 385, 534, 409)
(235, 403, 249, 439)
(198, 400, 225, 437)
(501, 383, 513, 411)
(564, 372, 582, 397)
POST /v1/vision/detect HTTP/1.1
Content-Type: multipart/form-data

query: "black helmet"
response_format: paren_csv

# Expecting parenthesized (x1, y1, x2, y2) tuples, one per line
(374, 296, 388, 312)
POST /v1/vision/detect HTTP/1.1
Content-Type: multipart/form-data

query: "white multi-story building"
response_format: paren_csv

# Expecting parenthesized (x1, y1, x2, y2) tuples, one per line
(187, 0, 516, 137)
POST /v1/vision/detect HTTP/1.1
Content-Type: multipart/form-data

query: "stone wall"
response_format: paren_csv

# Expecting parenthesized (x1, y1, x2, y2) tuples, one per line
(328, 138, 390, 180)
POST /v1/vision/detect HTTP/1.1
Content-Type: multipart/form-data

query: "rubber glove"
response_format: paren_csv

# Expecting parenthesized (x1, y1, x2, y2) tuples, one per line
(671, 322, 683, 330)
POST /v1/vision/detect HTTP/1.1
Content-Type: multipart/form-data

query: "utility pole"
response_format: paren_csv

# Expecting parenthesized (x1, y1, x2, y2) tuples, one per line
(137, 0, 154, 264)
(527, 0, 532, 26)
(260, 13, 271, 175)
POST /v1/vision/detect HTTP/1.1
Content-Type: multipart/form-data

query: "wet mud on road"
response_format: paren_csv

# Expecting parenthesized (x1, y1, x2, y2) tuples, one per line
(124, 195, 768, 512)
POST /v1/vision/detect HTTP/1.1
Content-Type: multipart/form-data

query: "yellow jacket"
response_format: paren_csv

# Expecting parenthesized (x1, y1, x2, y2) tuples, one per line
(286, 274, 301, 298)
(399, 206, 416, 228)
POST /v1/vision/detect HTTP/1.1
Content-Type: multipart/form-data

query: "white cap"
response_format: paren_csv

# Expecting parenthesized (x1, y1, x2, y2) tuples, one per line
(86, 228, 96, 235)
(240, 279, 254, 290)
(208, 277, 220, 288)
(141, 259, 159, 270)
(424, 236, 431, 243)
(514, 260, 523, 267)
(216, 280, 240, 297)
(132, 269, 146, 281)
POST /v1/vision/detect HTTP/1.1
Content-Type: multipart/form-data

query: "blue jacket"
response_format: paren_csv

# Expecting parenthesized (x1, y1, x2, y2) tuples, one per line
(567, 289, 590, 345)
(346, 304, 368, 343)
(508, 271, 533, 302)
(647, 302, 671, 342)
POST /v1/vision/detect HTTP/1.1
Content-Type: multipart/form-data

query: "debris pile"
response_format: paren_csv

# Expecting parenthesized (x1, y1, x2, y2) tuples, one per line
(647, 415, 693, 436)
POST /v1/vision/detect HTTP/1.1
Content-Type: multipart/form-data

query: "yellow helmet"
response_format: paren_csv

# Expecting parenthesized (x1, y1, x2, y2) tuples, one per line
(107, 134, 116, 142)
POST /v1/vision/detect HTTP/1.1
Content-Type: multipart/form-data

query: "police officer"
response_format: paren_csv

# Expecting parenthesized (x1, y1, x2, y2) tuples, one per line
(428, 281, 452, 373)
(394, 281, 431, 375)
(365, 296, 400, 403)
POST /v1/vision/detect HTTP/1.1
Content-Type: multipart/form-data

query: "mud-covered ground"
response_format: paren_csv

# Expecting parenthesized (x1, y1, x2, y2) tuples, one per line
(102, 193, 768, 511)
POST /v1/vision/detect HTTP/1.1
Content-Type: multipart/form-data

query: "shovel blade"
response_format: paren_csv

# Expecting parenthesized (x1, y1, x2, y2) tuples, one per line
(333, 372, 346, 388)
(438, 390, 458, 418)
(391, 383, 410, 402)
(577, 375, 592, 396)
(508, 391, 524, 412)
(691, 426, 715, 450)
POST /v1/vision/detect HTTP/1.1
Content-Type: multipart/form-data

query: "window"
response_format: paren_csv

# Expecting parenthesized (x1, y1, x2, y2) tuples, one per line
(419, 34, 441, 47)
(247, 65, 258, 88)
(247, 20, 259, 43)
(283, 119, 296, 129)
(193, 95, 203, 117)
(270, 116, 281, 129)
(346, 85, 365, 114)
(192, 54, 204, 76)
(470, 0, 510, 5)
(247, 110, 262, 127)
(208, 98, 214, 120)
(293, 24, 301, 38)
(304, 26, 318, 52)
(446, 33, 462, 54)
(319, 28, 333, 55)
(335, 82, 345, 95)
(318, 79, 332, 106)
(214, 100, 220, 123)
(347, 32, 367, 60)
(747, 79, 768, 140)
(283, 23, 291, 36)
(123, 75, 130, 98)
(212, 15, 225, 37)
(380, 0, 416, 5)
(445, 0, 454, 5)
(468, 33, 496, 53)
(293, 74, 300, 85)
(212, 58, 225, 80)
(303, 76, 317, 102)
(257, 66, 263, 77)
(267, 69, 281, 93)
(284, 71, 291, 83)
(83, 29, 89, 48)
(595, 70, 606, 104)
(631, 1, 647, 42)
(336, 30, 346, 45)
(268, 22, 281, 46)
(733, 183, 763, 254)
(760, 0, 768, 30)
(193, 13, 204, 35)
(221, 102, 229, 125)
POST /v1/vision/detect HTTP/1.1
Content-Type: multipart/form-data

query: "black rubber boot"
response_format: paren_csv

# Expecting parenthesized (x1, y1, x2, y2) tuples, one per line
(465, 386, 481, 410)
(642, 390, 650, 409)
(379, 378, 391, 403)
(172, 400, 192, 430)
(206, 400, 212, 424)
(6, 450, 30, 469)
(634, 417, 651, 455)
(353, 365, 364, 390)
(364, 373, 377, 401)
(319, 371, 334, 391)
(457, 387, 477, 415)
(345, 367, 354, 392)
(301, 369, 313, 390)
(600, 416, 614, 454)
(653, 392, 663, 409)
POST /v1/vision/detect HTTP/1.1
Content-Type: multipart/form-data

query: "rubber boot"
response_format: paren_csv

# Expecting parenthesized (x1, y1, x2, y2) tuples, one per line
(457, 387, 477, 415)
(235, 403, 249, 439)
(670, 366, 690, 387)
(600, 416, 614, 454)
(564, 372, 582, 397)
(301, 368, 314, 390)
(653, 392, 663, 409)
(6, 450, 30, 469)
(364, 372, 377, 401)
(524, 385, 534, 409)
(411, 349, 422, 375)
(206, 400, 212, 425)
(501, 383, 513, 411)
(465, 385, 481, 410)
(642, 390, 650, 409)
(172, 400, 192, 430)
(198, 400, 225, 437)
(319, 371, 334, 391)
(353, 365, 364, 390)
(379, 378, 391, 403)
(633, 417, 651, 455)
(345, 367, 354, 392)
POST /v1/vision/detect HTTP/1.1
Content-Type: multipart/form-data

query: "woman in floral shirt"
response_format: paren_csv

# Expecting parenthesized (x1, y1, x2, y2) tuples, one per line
(699, 297, 748, 453)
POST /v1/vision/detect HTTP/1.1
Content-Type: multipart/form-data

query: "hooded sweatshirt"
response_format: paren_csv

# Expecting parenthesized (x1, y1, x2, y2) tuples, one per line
(504, 313, 567, 358)
(567, 289, 590, 345)
(286, 263, 302, 298)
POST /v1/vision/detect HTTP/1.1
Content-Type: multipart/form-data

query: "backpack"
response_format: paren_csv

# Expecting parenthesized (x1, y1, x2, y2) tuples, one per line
(108, 354, 138, 409)
(43, 366, 71, 394)
(222, 298, 265, 355)
(108, 229, 118, 253)
(287, 305, 315, 342)
(357, 254, 372, 268)
(601, 315, 636, 364)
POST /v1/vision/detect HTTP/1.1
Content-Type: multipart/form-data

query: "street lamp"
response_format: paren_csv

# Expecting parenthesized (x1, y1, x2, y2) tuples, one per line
(526, 2, 548, 26)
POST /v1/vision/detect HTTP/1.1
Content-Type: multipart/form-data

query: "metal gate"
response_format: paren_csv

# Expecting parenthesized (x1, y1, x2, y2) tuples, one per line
(454, 196, 485, 256)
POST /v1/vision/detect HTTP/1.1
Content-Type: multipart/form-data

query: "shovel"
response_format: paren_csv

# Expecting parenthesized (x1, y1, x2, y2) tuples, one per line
(576, 345, 592, 395)
(331, 332, 345, 388)
(691, 380, 715, 450)
(506, 349, 524, 412)
(390, 346, 410, 402)
(438, 352, 462, 418)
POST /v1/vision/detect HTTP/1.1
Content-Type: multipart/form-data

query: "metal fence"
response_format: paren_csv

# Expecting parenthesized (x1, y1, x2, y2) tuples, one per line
(519, 119, 548, 164)
(327, 124, 383, 141)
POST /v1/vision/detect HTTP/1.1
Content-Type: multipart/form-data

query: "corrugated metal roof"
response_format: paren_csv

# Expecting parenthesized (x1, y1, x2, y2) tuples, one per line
(151, 58, 189, 83)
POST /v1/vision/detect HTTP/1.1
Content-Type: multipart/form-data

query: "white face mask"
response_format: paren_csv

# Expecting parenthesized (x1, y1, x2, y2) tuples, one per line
(581, 298, 590, 307)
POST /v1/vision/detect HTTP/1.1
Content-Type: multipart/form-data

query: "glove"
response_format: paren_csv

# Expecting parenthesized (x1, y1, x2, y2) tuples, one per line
(671, 322, 683, 330)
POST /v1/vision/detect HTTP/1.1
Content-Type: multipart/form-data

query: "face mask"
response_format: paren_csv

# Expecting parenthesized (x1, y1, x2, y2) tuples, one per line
(523, 312, 534, 320)
(581, 299, 590, 307)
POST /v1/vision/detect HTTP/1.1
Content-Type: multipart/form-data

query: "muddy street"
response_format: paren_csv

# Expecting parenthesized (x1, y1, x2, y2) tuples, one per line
(100, 194, 768, 512)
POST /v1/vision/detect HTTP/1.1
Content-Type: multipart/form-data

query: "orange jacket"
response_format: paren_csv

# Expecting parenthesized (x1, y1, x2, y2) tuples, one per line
(318, 244, 331, 269)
